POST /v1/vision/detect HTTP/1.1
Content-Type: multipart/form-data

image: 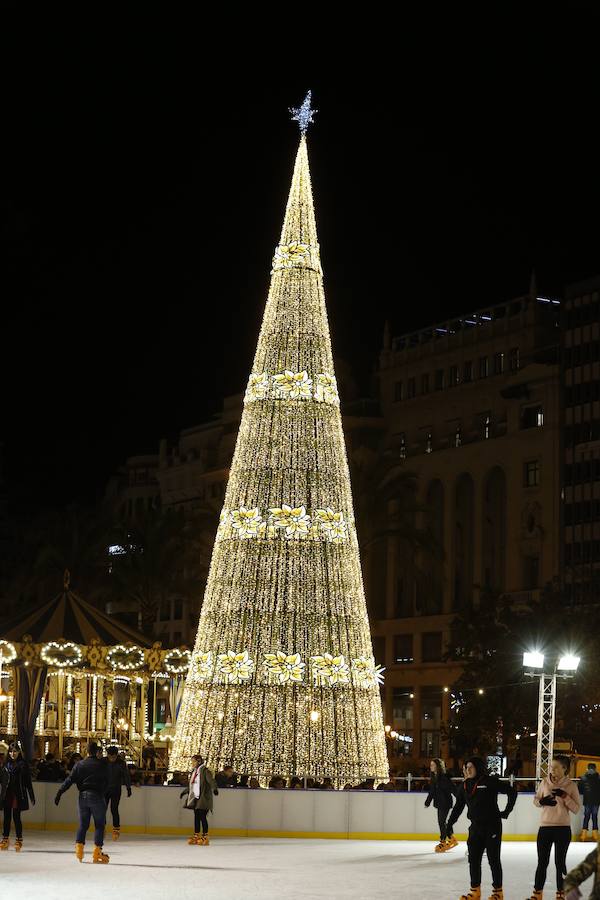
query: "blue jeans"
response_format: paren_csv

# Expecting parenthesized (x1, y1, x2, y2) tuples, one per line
(76, 791, 106, 846)
(583, 805, 599, 830)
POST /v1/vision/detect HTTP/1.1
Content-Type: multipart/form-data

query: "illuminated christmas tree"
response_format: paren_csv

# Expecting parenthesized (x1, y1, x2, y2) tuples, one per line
(170, 94, 389, 785)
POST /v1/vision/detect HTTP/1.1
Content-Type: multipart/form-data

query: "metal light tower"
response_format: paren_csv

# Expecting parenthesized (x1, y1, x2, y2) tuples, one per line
(523, 651, 580, 781)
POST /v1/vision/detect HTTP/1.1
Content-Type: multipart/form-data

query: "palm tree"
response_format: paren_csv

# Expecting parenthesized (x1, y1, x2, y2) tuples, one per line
(350, 445, 443, 618)
(6, 504, 114, 608)
(108, 506, 208, 636)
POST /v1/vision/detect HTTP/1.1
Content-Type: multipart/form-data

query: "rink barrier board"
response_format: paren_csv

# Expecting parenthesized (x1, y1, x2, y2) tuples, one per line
(26, 782, 583, 842)
(26, 823, 540, 841)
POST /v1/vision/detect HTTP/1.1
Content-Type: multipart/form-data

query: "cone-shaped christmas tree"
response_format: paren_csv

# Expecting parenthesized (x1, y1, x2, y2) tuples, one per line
(171, 95, 389, 785)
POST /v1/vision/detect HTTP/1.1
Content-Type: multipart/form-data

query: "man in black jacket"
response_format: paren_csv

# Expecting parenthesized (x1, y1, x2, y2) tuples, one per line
(55, 741, 110, 864)
(446, 756, 517, 900)
(105, 746, 132, 840)
(0, 763, 7, 807)
(579, 762, 600, 841)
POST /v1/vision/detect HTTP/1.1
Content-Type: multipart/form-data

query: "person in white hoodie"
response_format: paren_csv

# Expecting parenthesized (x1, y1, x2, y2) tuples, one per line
(180, 754, 218, 846)
(527, 755, 581, 900)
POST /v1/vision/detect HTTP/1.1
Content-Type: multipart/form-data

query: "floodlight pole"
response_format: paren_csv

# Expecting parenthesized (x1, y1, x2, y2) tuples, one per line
(536, 673, 557, 782)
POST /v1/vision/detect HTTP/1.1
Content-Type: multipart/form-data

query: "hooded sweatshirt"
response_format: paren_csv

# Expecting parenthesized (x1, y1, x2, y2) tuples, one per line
(534, 774, 580, 826)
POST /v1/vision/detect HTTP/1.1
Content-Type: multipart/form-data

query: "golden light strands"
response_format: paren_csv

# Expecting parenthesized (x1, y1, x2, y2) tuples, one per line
(170, 119, 388, 786)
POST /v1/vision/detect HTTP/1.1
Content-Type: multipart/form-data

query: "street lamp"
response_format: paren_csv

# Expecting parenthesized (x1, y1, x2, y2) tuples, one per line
(523, 649, 581, 781)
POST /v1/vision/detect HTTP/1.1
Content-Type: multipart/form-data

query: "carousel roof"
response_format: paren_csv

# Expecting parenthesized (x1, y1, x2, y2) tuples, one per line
(0, 585, 152, 648)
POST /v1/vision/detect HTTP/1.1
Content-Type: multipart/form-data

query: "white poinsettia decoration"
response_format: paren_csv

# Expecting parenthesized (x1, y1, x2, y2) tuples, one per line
(269, 504, 312, 539)
(315, 507, 347, 543)
(352, 655, 385, 688)
(272, 370, 313, 400)
(217, 650, 255, 684)
(314, 373, 340, 406)
(263, 651, 305, 684)
(245, 372, 270, 403)
(311, 653, 350, 686)
(272, 241, 310, 270)
(190, 651, 214, 682)
(231, 507, 263, 539)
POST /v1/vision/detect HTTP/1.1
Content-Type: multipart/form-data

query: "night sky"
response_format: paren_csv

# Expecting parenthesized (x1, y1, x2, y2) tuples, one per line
(3, 16, 600, 512)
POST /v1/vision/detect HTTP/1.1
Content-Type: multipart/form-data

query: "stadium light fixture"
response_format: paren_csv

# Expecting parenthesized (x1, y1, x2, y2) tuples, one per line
(523, 650, 545, 669)
(557, 654, 580, 672)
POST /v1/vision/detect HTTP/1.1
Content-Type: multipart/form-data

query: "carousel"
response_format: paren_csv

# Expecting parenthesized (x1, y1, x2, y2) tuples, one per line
(0, 571, 190, 765)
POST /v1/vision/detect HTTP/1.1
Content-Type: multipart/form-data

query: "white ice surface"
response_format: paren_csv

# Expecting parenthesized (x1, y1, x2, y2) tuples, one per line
(0, 832, 593, 900)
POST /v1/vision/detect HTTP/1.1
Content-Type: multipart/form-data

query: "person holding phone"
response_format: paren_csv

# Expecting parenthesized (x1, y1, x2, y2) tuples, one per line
(527, 755, 581, 900)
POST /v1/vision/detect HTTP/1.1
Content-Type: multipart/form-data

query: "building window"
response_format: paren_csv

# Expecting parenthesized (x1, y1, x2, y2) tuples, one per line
(434, 369, 445, 391)
(494, 352, 505, 375)
(509, 347, 520, 372)
(421, 632, 443, 662)
(421, 373, 430, 394)
(394, 381, 403, 402)
(392, 688, 414, 754)
(407, 377, 416, 399)
(159, 600, 170, 622)
(463, 360, 473, 383)
(173, 598, 184, 620)
(395, 576, 413, 618)
(399, 433, 407, 459)
(521, 404, 544, 429)
(478, 356, 489, 378)
(524, 459, 540, 487)
(420, 686, 442, 757)
(449, 365, 459, 386)
(394, 634, 414, 664)
(523, 555, 540, 589)
(372, 636, 386, 666)
(454, 424, 462, 448)
(483, 414, 491, 440)
(426, 431, 433, 454)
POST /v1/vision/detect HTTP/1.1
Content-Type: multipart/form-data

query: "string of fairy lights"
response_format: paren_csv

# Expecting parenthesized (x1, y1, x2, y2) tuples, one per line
(170, 102, 389, 785)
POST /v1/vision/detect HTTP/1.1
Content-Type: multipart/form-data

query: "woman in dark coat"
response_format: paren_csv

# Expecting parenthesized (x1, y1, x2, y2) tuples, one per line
(180, 753, 218, 845)
(1, 743, 35, 852)
(424, 757, 458, 853)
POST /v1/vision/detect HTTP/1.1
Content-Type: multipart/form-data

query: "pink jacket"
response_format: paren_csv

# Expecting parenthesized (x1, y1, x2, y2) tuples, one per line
(534, 776, 581, 826)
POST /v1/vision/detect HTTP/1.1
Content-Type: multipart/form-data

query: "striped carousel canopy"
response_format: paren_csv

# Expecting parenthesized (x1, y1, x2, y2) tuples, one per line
(0, 585, 152, 648)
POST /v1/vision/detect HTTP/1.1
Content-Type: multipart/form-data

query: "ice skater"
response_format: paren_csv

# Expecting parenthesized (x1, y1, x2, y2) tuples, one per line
(105, 746, 132, 840)
(180, 753, 218, 846)
(0, 745, 8, 806)
(446, 756, 517, 900)
(0, 742, 35, 852)
(424, 757, 458, 853)
(55, 740, 110, 863)
(579, 763, 600, 843)
(526, 755, 581, 900)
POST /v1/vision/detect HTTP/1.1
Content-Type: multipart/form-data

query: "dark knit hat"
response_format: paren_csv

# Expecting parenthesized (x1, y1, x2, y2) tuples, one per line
(465, 756, 488, 778)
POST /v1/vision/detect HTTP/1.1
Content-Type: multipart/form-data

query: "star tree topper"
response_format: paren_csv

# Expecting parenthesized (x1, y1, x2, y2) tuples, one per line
(290, 91, 317, 134)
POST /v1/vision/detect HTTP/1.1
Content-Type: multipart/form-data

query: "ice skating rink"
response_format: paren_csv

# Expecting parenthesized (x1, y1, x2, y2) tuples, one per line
(0, 832, 593, 900)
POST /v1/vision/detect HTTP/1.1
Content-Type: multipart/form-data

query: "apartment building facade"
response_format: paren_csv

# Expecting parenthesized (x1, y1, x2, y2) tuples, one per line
(374, 292, 562, 764)
(563, 277, 600, 605)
